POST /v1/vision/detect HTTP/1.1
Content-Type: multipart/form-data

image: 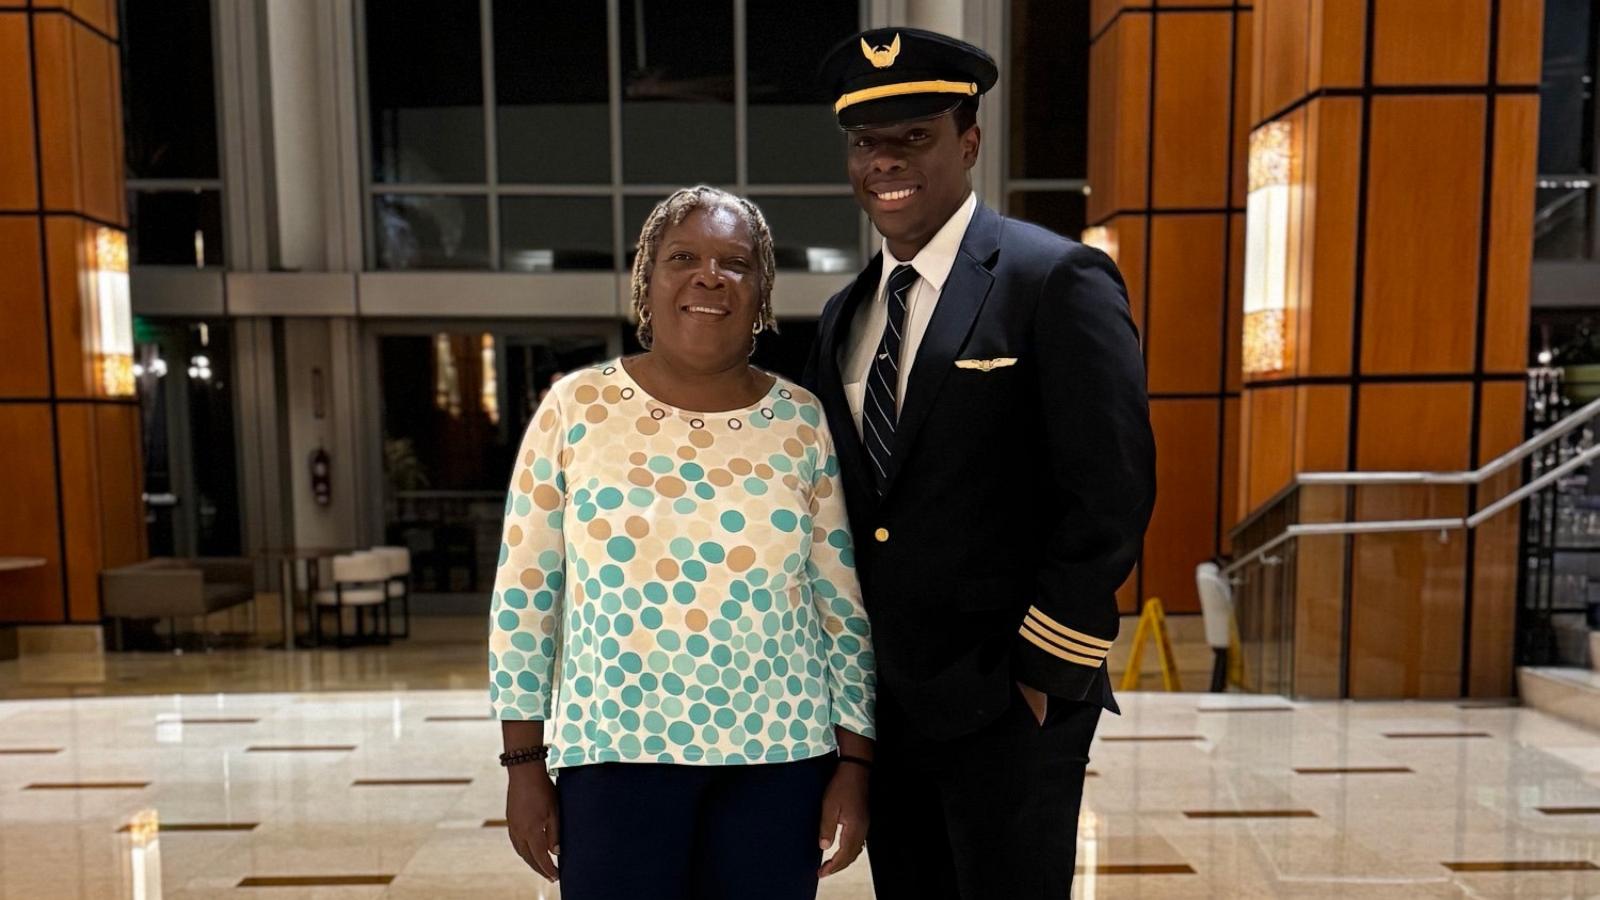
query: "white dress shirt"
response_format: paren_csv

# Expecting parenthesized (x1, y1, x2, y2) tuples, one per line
(839, 191, 978, 438)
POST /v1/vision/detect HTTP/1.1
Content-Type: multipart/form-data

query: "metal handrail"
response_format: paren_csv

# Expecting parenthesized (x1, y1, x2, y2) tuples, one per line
(1222, 397, 1600, 578)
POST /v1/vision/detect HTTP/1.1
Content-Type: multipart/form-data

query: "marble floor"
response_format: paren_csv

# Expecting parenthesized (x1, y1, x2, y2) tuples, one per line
(2, 689, 1599, 899)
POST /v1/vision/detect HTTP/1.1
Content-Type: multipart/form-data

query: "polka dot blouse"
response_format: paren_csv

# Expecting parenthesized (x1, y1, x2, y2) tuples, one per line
(488, 360, 876, 768)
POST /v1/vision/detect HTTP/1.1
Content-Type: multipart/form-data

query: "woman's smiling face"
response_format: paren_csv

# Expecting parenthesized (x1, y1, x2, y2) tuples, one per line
(644, 205, 762, 371)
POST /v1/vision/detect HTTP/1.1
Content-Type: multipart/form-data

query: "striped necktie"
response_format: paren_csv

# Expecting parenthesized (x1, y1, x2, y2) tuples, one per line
(863, 264, 919, 496)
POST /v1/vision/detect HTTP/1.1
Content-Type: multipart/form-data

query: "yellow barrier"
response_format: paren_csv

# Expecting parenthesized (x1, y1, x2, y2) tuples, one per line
(1118, 597, 1181, 692)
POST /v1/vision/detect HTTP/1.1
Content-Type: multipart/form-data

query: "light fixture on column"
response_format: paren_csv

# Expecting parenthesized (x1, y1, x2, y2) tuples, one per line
(480, 333, 500, 424)
(1242, 121, 1292, 376)
(91, 227, 135, 397)
(1080, 226, 1119, 265)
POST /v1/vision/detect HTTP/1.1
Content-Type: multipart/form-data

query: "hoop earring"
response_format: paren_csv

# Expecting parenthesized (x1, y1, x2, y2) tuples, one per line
(752, 320, 763, 335)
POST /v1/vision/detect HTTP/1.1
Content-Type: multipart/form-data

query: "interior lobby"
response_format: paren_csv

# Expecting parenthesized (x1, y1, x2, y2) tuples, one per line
(2, 0, 1600, 897)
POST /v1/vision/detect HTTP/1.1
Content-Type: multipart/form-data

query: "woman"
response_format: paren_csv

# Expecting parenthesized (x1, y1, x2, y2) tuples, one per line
(489, 186, 876, 899)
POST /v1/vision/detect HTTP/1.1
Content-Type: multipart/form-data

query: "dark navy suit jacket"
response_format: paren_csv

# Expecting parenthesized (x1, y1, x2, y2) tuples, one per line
(804, 203, 1156, 741)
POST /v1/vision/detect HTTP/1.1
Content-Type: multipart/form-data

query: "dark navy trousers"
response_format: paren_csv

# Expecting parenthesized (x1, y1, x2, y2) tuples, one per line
(555, 756, 833, 900)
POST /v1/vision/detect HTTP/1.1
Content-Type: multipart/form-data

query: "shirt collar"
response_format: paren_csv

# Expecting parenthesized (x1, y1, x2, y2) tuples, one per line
(877, 191, 978, 296)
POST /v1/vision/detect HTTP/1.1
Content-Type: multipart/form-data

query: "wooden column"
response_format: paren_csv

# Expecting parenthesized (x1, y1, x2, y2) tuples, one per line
(1087, 0, 1253, 614)
(1240, 0, 1541, 697)
(0, 2, 145, 630)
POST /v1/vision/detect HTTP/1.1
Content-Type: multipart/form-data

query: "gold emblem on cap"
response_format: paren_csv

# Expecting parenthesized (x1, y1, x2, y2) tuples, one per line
(861, 33, 902, 69)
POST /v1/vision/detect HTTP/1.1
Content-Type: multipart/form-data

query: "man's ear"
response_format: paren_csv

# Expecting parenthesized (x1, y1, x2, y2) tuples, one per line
(962, 125, 982, 170)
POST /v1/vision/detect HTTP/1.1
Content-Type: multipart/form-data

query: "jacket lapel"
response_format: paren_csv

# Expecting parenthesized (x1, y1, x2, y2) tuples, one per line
(818, 254, 881, 507)
(884, 204, 1003, 494)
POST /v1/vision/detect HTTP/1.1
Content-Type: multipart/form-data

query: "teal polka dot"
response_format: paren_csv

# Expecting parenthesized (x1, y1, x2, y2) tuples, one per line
(538, 550, 561, 570)
(731, 581, 750, 601)
(628, 488, 654, 507)
(498, 544, 509, 566)
(768, 454, 793, 473)
(600, 565, 625, 588)
(772, 400, 796, 420)
(648, 455, 674, 474)
(614, 614, 634, 636)
(770, 510, 798, 532)
(686, 635, 709, 657)
(714, 708, 736, 728)
(828, 529, 850, 549)
(695, 482, 715, 500)
(567, 424, 586, 443)
(595, 487, 623, 509)
(497, 610, 520, 631)
(673, 498, 697, 515)
(606, 536, 636, 562)
(670, 538, 694, 560)
(680, 463, 705, 481)
(620, 652, 643, 673)
(495, 671, 513, 689)
(681, 560, 707, 582)
(576, 504, 596, 522)
(645, 712, 667, 734)
(516, 671, 538, 692)
(649, 651, 671, 673)
(503, 589, 528, 609)
(721, 511, 746, 532)
(501, 650, 526, 671)
(618, 734, 641, 757)
(710, 620, 733, 641)
(644, 582, 668, 604)
(510, 632, 536, 652)
(668, 722, 694, 745)
(672, 582, 696, 604)
(743, 477, 768, 495)
(533, 590, 555, 611)
(721, 600, 742, 620)
(641, 608, 663, 629)
(659, 631, 681, 651)
(514, 495, 532, 516)
(699, 542, 726, 564)
(800, 404, 820, 426)
(533, 458, 552, 480)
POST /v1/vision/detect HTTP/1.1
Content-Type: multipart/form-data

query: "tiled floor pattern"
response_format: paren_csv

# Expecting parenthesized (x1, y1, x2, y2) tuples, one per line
(1, 691, 1599, 898)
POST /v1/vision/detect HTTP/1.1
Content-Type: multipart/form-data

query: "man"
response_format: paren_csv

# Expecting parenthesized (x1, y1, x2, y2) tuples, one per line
(803, 27, 1156, 899)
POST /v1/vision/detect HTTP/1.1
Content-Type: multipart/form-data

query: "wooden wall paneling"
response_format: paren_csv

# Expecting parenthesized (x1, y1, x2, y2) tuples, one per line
(0, 219, 51, 398)
(1115, 13, 1152, 214)
(1356, 382, 1474, 471)
(70, 0, 120, 40)
(1284, 104, 1309, 378)
(1090, 0, 1123, 39)
(1467, 380, 1523, 696)
(55, 402, 103, 623)
(1113, 215, 1147, 340)
(1483, 95, 1538, 374)
(45, 216, 91, 398)
(0, 405, 64, 622)
(1347, 517, 1466, 698)
(1088, 24, 1115, 223)
(1146, 398, 1220, 613)
(1152, 11, 1233, 208)
(96, 402, 146, 572)
(1293, 481, 1349, 697)
(31, 13, 80, 213)
(1220, 396, 1241, 551)
(1361, 97, 1484, 376)
(0, 14, 38, 210)
(1310, 0, 1367, 90)
(1231, 9, 1253, 208)
(1293, 384, 1350, 472)
(1256, 0, 1310, 123)
(1371, 0, 1490, 86)
(1147, 215, 1226, 394)
(1303, 98, 1361, 377)
(73, 23, 121, 225)
(1226, 212, 1244, 393)
(1496, 0, 1545, 85)
(1245, 385, 1295, 511)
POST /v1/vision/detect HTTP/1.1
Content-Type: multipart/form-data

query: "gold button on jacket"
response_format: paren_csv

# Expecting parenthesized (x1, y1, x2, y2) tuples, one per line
(874, 527, 890, 543)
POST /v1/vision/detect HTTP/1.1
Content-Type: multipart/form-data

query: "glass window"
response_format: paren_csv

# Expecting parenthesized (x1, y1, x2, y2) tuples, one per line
(1535, 182, 1596, 260)
(620, 0, 735, 184)
(1537, 0, 1594, 176)
(373, 194, 491, 269)
(749, 196, 861, 272)
(500, 197, 615, 271)
(121, 0, 220, 180)
(493, 1, 611, 184)
(129, 190, 225, 267)
(366, 0, 486, 183)
(1008, 0, 1090, 180)
(746, 2, 859, 184)
(1008, 191, 1088, 240)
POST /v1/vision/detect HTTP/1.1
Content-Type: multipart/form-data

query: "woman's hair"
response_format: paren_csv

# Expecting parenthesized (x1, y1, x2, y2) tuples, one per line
(630, 186, 778, 349)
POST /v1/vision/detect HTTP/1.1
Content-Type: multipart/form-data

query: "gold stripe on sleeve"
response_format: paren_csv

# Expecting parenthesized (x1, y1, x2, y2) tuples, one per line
(1026, 607, 1114, 650)
(1020, 622, 1104, 667)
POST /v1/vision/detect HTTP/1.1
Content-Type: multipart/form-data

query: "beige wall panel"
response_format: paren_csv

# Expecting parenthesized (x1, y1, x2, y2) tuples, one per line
(1293, 384, 1350, 473)
(1147, 398, 1219, 614)
(1310, 0, 1367, 89)
(1302, 99, 1361, 377)
(1356, 382, 1474, 472)
(1148, 215, 1226, 394)
(1362, 97, 1484, 375)
(0, 219, 51, 398)
(1484, 95, 1538, 374)
(1372, 0, 1490, 85)
(1244, 385, 1295, 511)
(1152, 12, 1233, 208)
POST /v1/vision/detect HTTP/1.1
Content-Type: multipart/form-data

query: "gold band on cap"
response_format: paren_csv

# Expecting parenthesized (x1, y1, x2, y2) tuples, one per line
(834, 79, 979, 114)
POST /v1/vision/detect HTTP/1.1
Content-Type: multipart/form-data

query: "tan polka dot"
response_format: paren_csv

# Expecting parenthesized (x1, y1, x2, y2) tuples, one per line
(540, 617, 556, 635)
(629, 452, 648, 465)
(797, 425, 817, 443)
(518, 470, 535, 493)
(685, 609, 708, 632)
(626, 516, 650, 538)
(636, 417, 660, 436)
(824, 618, 844, 635)
(587, 519, 612, 540)
(782, 475, 800, 491)
(812, 527, 827, 543)
(523, 449, 536, 466)
(783, 438, 804, 457)
(585, 404, 609, 424)
(754, 464, 774, 479)
(533, 484, 561, 510)
(729, 458, 753, 476)
(507, 525, 524, 546)
(689, 430, 714, 449)
(538, 408, 558, 431)
(628, 468, 655, 487)
(727, 546, 756, 572)
(519, 569, 544, 590)
(816, 479, 833, 498)
(558, 448, 575, 468)
(656, 558, 680, 580)
(677, 445, 696, 460)
(575, 384, 599, 404)
(708, 469, 733, 487)
(602, 385, 623, 404)
(686, 520, 713, 541)
(657, 477, 685, 498)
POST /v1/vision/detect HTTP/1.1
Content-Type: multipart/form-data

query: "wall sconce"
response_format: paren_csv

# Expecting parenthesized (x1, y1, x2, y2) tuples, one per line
(1242, 121, 1293, 376)
(1080, 226, 1119, 265)
(91, 227, 135, 397)
(480, 334, 500, 425)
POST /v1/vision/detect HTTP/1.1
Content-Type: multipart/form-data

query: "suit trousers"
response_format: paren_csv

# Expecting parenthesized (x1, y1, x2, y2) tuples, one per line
(867, 684, 1102, 900)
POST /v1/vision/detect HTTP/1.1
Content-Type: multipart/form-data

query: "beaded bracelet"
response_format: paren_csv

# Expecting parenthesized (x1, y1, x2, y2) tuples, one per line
(498, 745, 550, 767)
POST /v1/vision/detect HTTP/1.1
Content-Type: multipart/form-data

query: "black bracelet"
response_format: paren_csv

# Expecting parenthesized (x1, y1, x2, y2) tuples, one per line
(499, 745, 550, 767)
(837, 754, 874, 771)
